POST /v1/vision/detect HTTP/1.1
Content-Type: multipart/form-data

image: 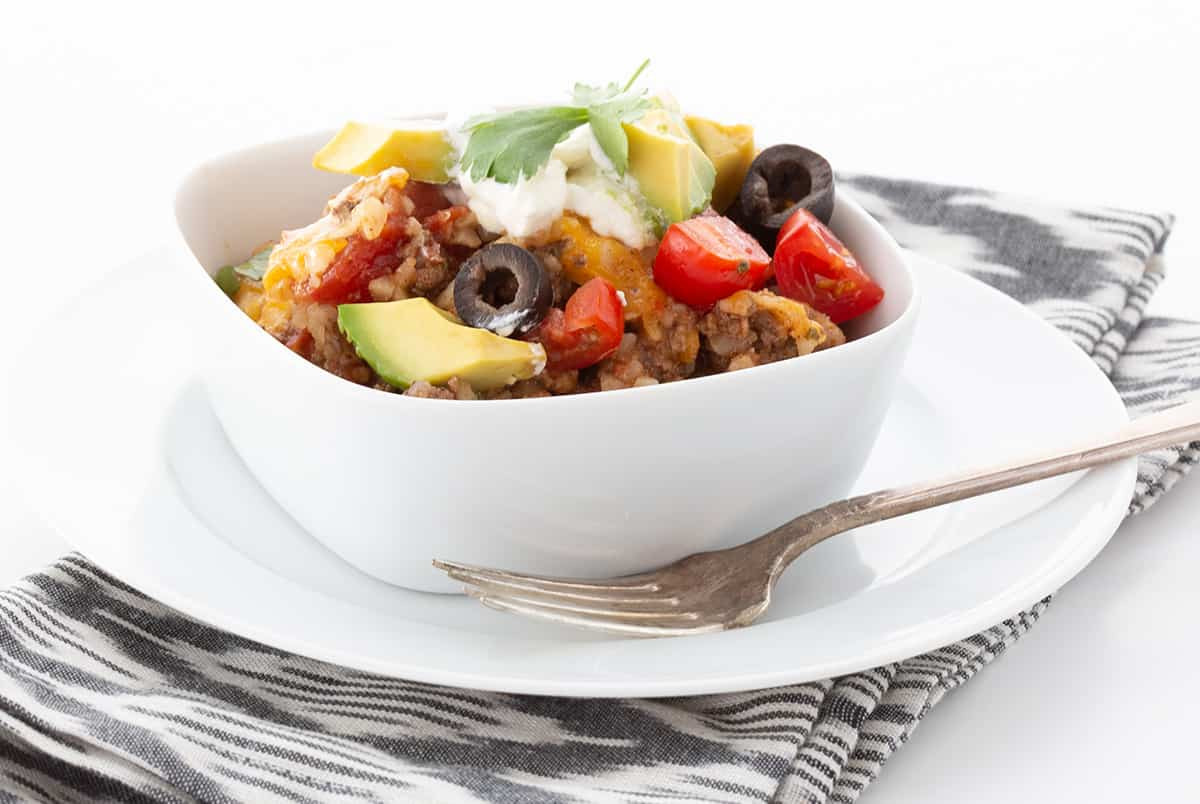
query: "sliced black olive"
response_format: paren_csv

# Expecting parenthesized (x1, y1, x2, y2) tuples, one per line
(453, 243, 553, 337)
(729, 145, 835, 251)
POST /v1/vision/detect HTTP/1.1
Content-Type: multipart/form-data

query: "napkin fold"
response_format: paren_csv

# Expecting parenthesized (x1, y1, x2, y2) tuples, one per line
(0, 178, 1191, 804)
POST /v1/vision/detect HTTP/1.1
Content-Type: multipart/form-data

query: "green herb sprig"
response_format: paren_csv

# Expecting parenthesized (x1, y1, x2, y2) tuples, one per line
(461, 60, 652, 183)
(232, 246, 273, 281)
(214, 245, 274, 296)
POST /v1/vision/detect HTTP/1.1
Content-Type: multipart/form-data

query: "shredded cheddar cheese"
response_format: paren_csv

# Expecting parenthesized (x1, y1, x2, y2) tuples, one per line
(255, 168, 409, 335)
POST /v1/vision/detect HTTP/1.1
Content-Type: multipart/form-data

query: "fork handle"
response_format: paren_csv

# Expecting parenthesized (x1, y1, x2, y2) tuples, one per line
(770, 399, 1200, 570)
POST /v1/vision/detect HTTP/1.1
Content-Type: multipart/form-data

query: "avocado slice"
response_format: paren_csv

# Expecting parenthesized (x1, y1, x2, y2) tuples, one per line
(337, 298, 546, 391)
(685, 116, 755, 214)
(313, 121, 457, 183)
(623, 110, 715, 224)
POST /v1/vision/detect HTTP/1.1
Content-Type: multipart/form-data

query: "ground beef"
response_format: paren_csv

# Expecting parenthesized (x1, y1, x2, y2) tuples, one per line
(404, 381, 455, 400)
(633, 300, 700, 380)
(528, 243, 583, 308)
(291, 302, 371, 384)
(805, 305, 847, 349)
(412, 245, 454, 295)
(592, 334, 660, 391)
(404, 377, 477, 400)
(699, 289, 844, 372)
(369, 210, 468, 299)
(366, 257, 418, 301)
(592, 302, 704, 392)
(482, 369, 579, 399)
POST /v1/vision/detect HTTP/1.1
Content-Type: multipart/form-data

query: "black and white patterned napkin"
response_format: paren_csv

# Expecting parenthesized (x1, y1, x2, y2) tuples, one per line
(0, 177, 1193, 804)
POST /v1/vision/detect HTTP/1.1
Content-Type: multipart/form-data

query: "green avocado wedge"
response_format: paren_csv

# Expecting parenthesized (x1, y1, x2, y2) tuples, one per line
(623, 109, 715, 224)
(337, 298, 547, 392)
(685, 116, 755, 214)
(313, 121, 456, 183)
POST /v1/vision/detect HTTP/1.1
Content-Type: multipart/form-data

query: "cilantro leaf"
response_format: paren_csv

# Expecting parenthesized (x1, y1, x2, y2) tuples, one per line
(587, 93, 652, 175)
(461, 106, 589, 183)
(227, 245, 273, 283)
(572, 59, 650, 107)
(574, 59, 652, 176)
(460, 60, 653, 183)
(621, 58, 651, 93)
(571, 80, 622, 107)
(586, 110, 626, 174)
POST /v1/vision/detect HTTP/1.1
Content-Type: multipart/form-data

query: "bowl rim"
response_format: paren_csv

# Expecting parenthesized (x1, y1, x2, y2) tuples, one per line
(172, 129, 921, 411)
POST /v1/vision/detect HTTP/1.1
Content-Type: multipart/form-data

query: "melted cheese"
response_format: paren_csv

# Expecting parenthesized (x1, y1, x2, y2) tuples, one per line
(256, 168, 409, 335)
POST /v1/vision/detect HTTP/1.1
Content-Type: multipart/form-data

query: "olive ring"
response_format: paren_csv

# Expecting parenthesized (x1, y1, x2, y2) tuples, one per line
(730, 144, 835, 251)
(453, 243, 553, 337)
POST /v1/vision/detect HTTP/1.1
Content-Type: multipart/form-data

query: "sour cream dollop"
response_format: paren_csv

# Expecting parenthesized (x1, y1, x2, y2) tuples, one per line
(452, 124, 655, 249)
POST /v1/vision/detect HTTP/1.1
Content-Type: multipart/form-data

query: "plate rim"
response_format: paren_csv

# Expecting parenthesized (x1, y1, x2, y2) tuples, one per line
(3, 248, 1136, 697)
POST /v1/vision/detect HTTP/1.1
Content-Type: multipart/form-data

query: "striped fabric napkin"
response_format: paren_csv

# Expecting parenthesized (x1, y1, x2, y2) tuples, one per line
(0, 177, 1192, 803)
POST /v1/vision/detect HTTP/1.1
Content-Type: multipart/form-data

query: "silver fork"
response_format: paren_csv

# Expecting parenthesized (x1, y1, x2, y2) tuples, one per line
(434, 400, 1200, 636)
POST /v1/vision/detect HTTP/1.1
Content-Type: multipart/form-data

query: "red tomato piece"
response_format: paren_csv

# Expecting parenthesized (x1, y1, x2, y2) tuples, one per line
(423, 205, 470, 240)
(533, 278, 624, 372)
(773, 209, 884, 323)
(423, 205, 478, 262)
(652, 215, 770, 309)
(307, 213, 408, 305)
(285, 329, 313, 357)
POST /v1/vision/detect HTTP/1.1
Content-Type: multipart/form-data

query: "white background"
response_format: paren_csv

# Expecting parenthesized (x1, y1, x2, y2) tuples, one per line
(2, 1, 1199, 800)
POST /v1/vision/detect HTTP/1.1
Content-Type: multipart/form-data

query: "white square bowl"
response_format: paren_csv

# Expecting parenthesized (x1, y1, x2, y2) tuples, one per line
(173, 130, 919, 592)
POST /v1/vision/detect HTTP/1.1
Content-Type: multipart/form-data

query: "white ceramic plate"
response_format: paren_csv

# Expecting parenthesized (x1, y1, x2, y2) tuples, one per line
(5, 249, 1134, 697)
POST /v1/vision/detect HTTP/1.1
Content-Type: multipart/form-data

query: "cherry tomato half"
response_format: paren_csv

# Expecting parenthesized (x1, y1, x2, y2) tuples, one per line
(652, 215, 770, 309)
(773, 209, 884, 323)
(532, 278, 624, 371)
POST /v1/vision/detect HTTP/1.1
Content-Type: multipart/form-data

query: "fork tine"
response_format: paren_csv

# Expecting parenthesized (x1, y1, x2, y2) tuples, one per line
(438, 564, 677, 608)
(468, 589, 725, 637)
(464, 587, 693, 620)
(432, 559, 662, 594)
